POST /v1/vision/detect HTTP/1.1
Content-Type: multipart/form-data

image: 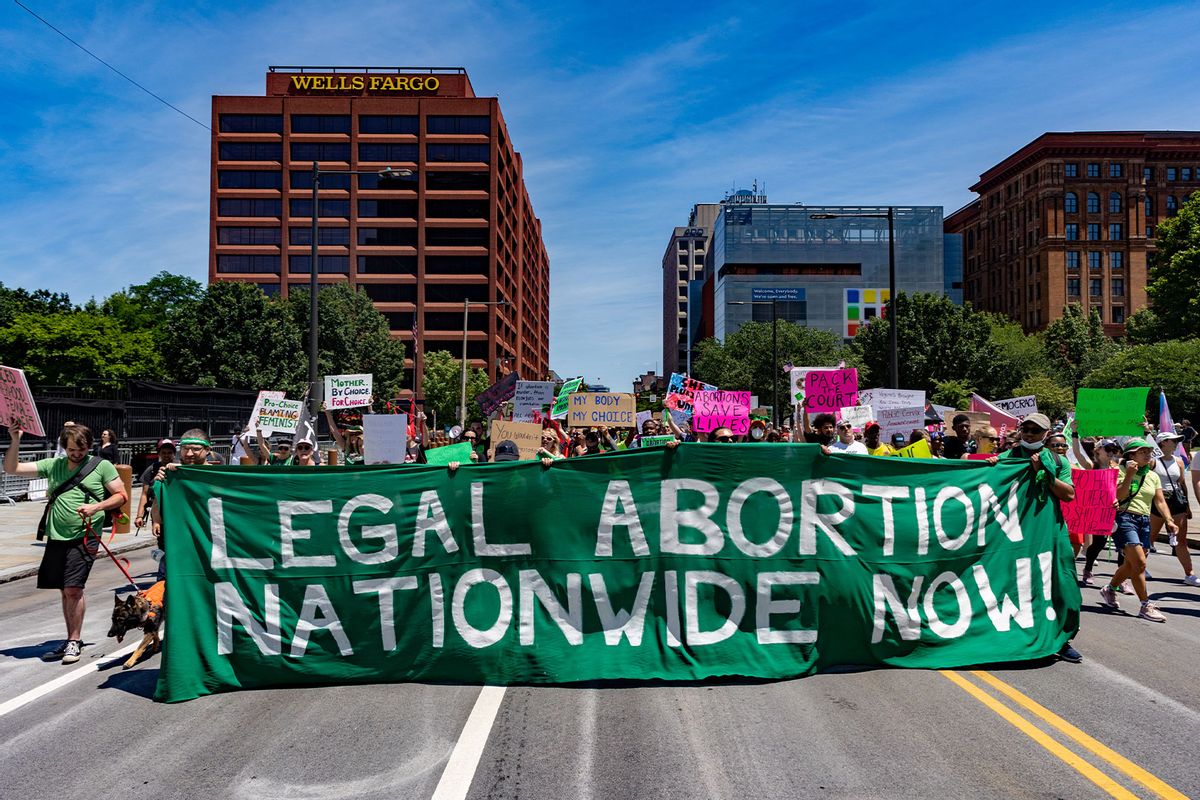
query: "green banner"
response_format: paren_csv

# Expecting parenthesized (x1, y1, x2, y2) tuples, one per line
(155, 445, 1080, 703)
(1075, 387, 1149, 438)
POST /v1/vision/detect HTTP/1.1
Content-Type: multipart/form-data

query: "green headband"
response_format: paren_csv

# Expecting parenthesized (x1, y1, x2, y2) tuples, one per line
(179, 437, 210, 447)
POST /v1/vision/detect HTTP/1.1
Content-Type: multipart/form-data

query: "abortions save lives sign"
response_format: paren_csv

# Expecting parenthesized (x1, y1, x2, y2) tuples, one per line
(155, 446, 1079, 702)
(324, 374, 373, 410)
(692, 390, 752, 435)
(0, 366, 45, 437)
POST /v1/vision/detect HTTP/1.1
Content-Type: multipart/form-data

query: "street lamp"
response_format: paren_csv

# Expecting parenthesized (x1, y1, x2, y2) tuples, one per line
(810, 209, 899, 389)
(460, 299, 510, 428)
(730, 299, 780, 427)
(307, 164, 414, 417)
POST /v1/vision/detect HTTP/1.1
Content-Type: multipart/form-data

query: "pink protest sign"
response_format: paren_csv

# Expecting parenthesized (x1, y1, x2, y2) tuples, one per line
(693, 390, 752, 435)
(804, 369, 858, 414)
(0, 366, 44, 437)
(1061, 468, 1118, 536)
(970, 393, 1019, 436)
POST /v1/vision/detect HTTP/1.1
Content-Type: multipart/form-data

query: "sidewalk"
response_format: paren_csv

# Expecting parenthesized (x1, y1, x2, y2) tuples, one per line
(0, 486, 154, 583)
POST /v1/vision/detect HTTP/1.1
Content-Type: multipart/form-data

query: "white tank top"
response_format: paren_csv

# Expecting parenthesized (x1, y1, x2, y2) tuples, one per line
(1153, 455, 1182, 486)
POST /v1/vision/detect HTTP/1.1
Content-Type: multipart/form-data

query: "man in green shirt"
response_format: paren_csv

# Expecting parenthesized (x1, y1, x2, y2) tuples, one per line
(5, 423, 126, 664)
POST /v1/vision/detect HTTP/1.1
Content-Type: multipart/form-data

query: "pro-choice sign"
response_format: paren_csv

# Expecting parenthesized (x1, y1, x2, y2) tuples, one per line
(156, 447, 1080, 702)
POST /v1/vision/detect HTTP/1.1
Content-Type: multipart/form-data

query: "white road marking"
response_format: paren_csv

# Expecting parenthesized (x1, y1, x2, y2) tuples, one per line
(0, 640, 143, 718)
(429, 685, 507, 800)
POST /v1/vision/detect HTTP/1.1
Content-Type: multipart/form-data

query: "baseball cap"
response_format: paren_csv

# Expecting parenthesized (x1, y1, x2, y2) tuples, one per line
(156, 438, 176, 451)
(1156, 431, 1183, 443)
(890, 433, 906, 446)
(1022, 413, 1052, 431)
(1122, 437, 1153, 454)
(493, 440, 521, 462)
(865, 421, 881, 432)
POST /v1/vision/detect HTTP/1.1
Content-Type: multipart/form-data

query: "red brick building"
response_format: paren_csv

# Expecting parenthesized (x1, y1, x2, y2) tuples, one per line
(944, 131, 1200, 335)
(209, 67, 550, 395)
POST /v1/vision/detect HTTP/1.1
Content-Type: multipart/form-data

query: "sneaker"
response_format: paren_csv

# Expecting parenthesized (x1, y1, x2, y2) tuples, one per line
(1138, 602, 1167, 623)
(1082, 571, 1095, 587)
(1184, 575, 1200, 587)
(1149, 545, 1158, 554)
(1118, 580, 1135, 595)
(1098, 585, 1119, 608)
(1058, 642, 1083, 663)
(40, 641, 68, 662)
(60, 640, 82, 665)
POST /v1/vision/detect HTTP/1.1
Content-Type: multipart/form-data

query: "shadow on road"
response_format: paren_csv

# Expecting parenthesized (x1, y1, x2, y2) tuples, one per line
(0, 640, 69, 660)
(99, 666, 159, 699)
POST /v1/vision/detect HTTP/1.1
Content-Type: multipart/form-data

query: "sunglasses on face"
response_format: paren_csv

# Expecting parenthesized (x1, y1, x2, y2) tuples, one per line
(295, 444, 313, 451)
(1049, 442, 1068, 448)
(716, 436, 734, 442)
(1019, 426, 1043, 434)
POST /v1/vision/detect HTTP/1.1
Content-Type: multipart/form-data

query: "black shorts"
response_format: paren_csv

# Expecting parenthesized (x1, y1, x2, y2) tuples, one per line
(37, 537, 99, 590)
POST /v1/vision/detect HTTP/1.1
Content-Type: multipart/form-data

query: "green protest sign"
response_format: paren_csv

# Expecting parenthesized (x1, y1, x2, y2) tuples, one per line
(424, 442, 473, 467)
(640, 435, 677, 447)
(156, 446, 1079, 703)
(1075, 387, 1149, 438)
(551, 377, 583, 420)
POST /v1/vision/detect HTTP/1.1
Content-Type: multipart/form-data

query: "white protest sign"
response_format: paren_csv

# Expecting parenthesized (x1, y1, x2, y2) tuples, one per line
(877, 406, 925, 439)
(252, 392, 302, 435)
(636, 410, 653, 431)
(363, 414, 408, 464)
(859, 388, 926, 410)
(513, 381, 556, 422)
(0, 366, 44, 437)
(324, 373, 373, 410)
(994, 395, 1039, 416)
(839, 405, 874, 429)
(789, 367, 822, 406)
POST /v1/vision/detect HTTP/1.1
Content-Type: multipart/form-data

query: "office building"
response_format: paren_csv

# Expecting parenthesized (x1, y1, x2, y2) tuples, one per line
(662, 203, 720, 375)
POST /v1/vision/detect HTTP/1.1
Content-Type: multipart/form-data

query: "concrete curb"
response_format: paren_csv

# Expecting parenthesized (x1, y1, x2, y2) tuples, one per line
(0, 536, 156, 585)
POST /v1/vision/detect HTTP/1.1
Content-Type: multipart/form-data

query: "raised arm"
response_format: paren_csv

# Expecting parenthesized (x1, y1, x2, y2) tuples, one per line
(1071, 432, 1094, 470)
(3, 426, 39, 476)
(324, 410, 347, 451)
(255, 427, 270, 462)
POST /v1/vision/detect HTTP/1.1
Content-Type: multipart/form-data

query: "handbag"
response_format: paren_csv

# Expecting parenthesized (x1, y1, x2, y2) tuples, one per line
(1161, 458, 1189, 516)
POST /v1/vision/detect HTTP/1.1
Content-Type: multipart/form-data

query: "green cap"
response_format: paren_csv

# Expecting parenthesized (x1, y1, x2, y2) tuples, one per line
(1122, 437, 1152, 454)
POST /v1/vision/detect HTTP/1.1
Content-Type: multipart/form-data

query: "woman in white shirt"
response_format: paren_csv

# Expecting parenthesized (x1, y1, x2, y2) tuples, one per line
(1151, 432, 1198, 586)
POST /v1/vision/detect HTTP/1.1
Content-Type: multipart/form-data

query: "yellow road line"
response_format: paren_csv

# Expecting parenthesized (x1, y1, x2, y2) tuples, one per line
(938, 671, 1139, 800)
(971, 670, 1190, 800)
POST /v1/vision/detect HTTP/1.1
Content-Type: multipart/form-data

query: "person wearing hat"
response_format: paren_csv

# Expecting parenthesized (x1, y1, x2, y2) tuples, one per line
(324, 409, 365, 465)
(1151, 431, 1198, 587)
(134, 438, 176, 530)
(1098, 438, 1179, 622)
(492, 440, 521, 462)
(831, 420, 868, 454)
(863, 423, 894, 456)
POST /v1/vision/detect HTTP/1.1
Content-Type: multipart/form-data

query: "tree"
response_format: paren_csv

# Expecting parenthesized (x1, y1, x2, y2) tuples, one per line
(1041, 303, 1118, 390)
(287, 285, 407, 400)
(1145, 191, 1200, 338)
(984, 313, 1048, 391)
(420, 350, 490, 428)
(1012, 374, 1074, 422)
(0, 311, 161, 388)
(1082, 339, 1200, 420)
(101, 271, 203, 332)
(0, 283, 73, 328)
(1123, 308, 1166, 345)
(161, 281, 305, 392)
(930, 379, 975, 410)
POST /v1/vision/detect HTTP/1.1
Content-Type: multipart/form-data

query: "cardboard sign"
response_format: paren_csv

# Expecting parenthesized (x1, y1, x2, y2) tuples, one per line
(424, 441, 473, 466)
(640, 434, 677, 448)
(363, 414, 408, 464)
(693, 390, 752, 435)
(994, 395, 1038, 416)
(513, 381, 555, 422)
(789, 367, 823, 406)
(839, 405, 874, 429)
(254, 394, 303, 435)
(568, 393, 637, 427)
(954, 411, 994, 434)
(324, 374, 373, 410)
(551, 377, 583, 420)
(475, 372, 520, 417)
(1076, 388, 1150, 438)
(804, 369, 858, 414)
(1061, 468, 1118, 535)
(877, 406, 925, 440)
(490, 420, 543, 460)
(896, 438, 932, 459)
(665, 373, 716, 416)
(859, 388, 926, 410)
(0, 366, 44, 437)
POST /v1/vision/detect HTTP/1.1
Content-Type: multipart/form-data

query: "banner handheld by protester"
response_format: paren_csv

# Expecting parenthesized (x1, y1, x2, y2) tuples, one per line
(514, 381, 556, 423)
(803, 370, 858, 414)
(665, 373, 716, 417)
(156, 446, 1079, 702)
(475, 373, 520, 418)
(324, 374, 373, 410)
(551, 377, 584, 420)
(252, 394, 303, 435)
(1075, 387, 1150, 438)
(0, 366, 45, 437)
(568, 393, 637, 428)
(692, 390, 752, 435)
(424, 441, 473, 467)
(362, 414, 408, 464)
(1061, 469, 1117, 536)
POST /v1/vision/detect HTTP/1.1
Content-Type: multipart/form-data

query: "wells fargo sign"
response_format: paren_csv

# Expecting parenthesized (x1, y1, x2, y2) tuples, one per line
(288, 74, 440, 93)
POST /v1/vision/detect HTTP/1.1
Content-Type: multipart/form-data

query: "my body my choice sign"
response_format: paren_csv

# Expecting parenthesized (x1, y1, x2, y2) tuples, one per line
(157, 447, 1079, 702)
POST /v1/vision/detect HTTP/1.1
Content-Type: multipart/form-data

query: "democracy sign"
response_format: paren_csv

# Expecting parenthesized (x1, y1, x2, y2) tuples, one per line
(475, 373, 520, 417)
(804, 370, 858, 414)
(1061, 469, 1118, 536)
(569, 393, 637, 428)
(692, 390, 751, 435)
(253, 394, 302, 435)
(666, 373, 716, 416)
(513, 381, 555, 423)
(363, 414, 408, 464)
(0, 366, 44, 437)
(490, 420, 543, 460)
(551, 377, 583, 420)
(993, 395, 1038, 417)
(324, 374, 373, 410)
(1075, 387, 1149, 438)
(156, 445, 1080, 703)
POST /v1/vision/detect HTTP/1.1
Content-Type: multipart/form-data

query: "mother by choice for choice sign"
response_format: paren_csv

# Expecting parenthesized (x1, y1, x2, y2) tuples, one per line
(156, 447, 1079, 702)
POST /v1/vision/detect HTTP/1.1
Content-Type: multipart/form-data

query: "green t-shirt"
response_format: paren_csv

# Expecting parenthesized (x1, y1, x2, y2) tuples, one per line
(1004, 446, 1074, 498)
(1120, 468, 1161, 516)
(36, 457, 120, 541)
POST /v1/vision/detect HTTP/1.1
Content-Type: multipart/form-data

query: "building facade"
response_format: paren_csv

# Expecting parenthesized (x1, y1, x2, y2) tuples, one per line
(209, 67, 550, 396)
(661, 203, 719, 375)
(944, 131, 1200, 335)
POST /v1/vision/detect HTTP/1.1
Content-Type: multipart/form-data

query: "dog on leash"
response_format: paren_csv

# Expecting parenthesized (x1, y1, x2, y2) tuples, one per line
(108, 580, 165, 669)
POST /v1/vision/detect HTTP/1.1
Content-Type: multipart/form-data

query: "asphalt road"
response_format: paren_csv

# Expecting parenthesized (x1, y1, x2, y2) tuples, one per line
(1, 548, 1197, 800)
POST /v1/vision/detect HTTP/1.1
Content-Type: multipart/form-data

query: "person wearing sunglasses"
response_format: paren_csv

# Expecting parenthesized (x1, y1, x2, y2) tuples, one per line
(290, 438, 318, 467)
(709, 427, 737, 443)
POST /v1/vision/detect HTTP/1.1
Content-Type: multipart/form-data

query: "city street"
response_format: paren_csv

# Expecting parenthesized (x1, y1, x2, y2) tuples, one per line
(1, 545, 1196, 800)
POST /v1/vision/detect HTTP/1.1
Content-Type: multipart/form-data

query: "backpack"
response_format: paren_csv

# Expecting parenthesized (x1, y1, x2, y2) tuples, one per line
(35, 457, 112, 540)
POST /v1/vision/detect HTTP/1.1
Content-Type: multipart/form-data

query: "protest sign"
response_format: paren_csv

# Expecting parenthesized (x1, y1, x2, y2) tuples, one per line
(253, 394, 302, 435)
(876, 406, 925, 439)
(788, 367, 823, 406)
(994, 395, 1038, 417)
(668, 408, 690, 430)
(967, 453, 995, 461)
(665, 373, 716, 416)
(490, 420, 543, 460)
(513, 381, 556, 422)
(0, 366, 44, 437)
(551, 377, 584, 420)
(804, 370, 858, 414)
(931, 404, 956, 424)
(568, 393, 637, 427)
(636, 410, 653, 431)
(157, 445, 1080, 702)
(859, 388, 926, 410)
(839, 405, 874, 429)
(896, 438, 932, 459)
(1061, 469, 1118, 536)
(1075, 388, 1150, 438)
(639, 434, 677, 447)
(955, 411, 993, 434)
(970, 394, 1020, 435)
(692, 390, 752, 435)
(424, 441, 474, 467)
(475, 373, 520, 417)
(324, 374, 373, 410)
(363, 414, 408, 464)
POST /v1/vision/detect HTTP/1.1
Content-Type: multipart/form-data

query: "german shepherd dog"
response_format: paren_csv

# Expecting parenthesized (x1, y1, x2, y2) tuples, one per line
(108, 580, 165, 669)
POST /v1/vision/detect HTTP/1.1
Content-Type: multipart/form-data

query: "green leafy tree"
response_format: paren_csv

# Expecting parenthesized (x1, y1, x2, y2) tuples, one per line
(1123, 308, 1166, 345)
(930, 379, 975, 410)
(0, 284, 73, 328)
(420, 350, 490, 428)
(1082, 339, 1200, 419)
(0, 311, 161, 388)
(161, 281, 305, 392)
(1145, 191, 1200, 337)
(288, 285, 407, 401)
(101, 271, 204, 332)
(1041, 303, 1118, 390)
(1012, 374, 1074, 421)
(984, 313, 1047, 391)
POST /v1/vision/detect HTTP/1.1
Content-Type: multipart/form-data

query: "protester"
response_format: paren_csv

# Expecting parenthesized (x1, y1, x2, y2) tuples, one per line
(291, 437, 319, 466)
(255, 427, 292, 465)
(537, 429, 566, 461)
(98, 429, 119, 463)
(709, 427, 736, 443)
(230, 425, 253, 464)
(889, 433, 907, 451)
(971, 426, 1002, 457)
(1099, 439, 1178, 622)
(802, 412, 837, 445)
(52, 421, 76, 458)
(942, 414, 975, 460)
(324, 410, 365, 465)
(493, 440, 520, 462)
(151, 429, 213, 580)
(5, 423, 126, 665)
(863, 423, 893, 456)
(1074, 435, 1122, 586)
(134, 439, 176, 530)
(1151, 432, 1198, 586)
(832, 420, 868, 454)
(1179, 418, 1196, 457)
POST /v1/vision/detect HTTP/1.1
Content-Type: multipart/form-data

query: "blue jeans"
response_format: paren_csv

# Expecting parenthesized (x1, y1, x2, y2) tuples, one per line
(1113, 511, 1151, 550)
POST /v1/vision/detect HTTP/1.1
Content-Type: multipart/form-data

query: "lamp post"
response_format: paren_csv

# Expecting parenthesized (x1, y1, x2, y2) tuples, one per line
(307, 164, 413, 417)
(810, 208, 899, 389)
(730, 299, 780, 427)
(460, 299, 510, 428)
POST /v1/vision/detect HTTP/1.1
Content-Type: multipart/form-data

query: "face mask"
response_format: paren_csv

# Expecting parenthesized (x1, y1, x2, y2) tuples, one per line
(1022, 439, 1045, 451)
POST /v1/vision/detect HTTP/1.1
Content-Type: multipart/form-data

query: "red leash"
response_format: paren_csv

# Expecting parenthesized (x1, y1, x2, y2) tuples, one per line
(82, 518, 138, 589)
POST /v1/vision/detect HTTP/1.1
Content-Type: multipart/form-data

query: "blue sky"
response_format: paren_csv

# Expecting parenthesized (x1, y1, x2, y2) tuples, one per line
(3, 1, 1200, 391)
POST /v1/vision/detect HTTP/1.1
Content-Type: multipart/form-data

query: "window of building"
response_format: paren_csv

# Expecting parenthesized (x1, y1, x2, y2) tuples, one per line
(1087, 163, 1100, 178)
(1109, 163, 1123, 178)
(1112, 306, 1125, 324)
(425, 255, 489, 275)
(1168, 167, 1177, 181)
(219, 114, 283, 133)
(1184, 168, 1193, 181)
(426, 199, 489, 219)
(359, 143, 419, 162)
(358, 171, 419, 190)
(1067, 277, 1080, 296)
(1065, 223, 1078, 240)
(1144, 196, 1153, 216)
(1111, 278, 1125, 297)
(1065, 163, 1078, 177)
(288, 227, 350, 245)
(291, 115, 351, 134)
(1086, 192, 1100, 213)
(288, 255, 349, 273)
(425, 227, 489, 247)
(1109, 192, 1121, 213)
(216, 254, 280, 273)
(257, 283, 281, 297)
(1087, 223, 1100, 240)
(361, 284, 417, 303)
(1147, 225, 1155, 237)
(424, 171, 489, 191)
(218, 142, 283, 162)
(289, 142, 350, 162)
(1110, 252, 1123, 271)
(1066, 251, 1080, 270)
(288, 198, 350, 217)
(217, 170, 282, 189)
(1166, 195, 1178, 213)
(288, 170, 351, 190)
(217, 198, 281, 217)
(1064, 192, 1077, 213)
(678, 254, 688, 267)
(358, 199, 418, 218)
(358, 115, 418, 135)
(426, 143, 490, 163)
(1089, 278, 1102, 297)
(425, 283, 491, 303)
(1087, 251, 1101, 271)
(1109, 223, 1123, 240)
(357, 256, 417, 274)
(427, 115, 491, 135)
(216, 226, 281, 245)
(1144, 166, 1153, 182)
(357, 227, 417, 246)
